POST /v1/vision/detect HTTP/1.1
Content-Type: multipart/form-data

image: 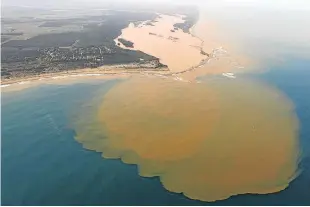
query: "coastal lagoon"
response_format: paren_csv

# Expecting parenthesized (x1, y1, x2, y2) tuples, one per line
(2, 2, 310, 206)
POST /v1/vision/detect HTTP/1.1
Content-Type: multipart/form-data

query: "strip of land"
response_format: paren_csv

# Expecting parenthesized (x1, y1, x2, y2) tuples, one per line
(1, 5, 249, 90)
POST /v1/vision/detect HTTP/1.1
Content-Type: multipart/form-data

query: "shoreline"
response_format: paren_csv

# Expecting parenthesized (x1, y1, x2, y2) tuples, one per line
(1, 67, 170, 88)
(1, 12, 246, 91)
(0, 50, 240, 92)
(0, 43, 243, 90)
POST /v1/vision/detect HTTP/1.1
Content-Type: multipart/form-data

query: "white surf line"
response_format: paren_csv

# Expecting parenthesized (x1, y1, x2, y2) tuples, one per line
(1, 81, 31, 88)
(152, 74, 168, 79)
(170, 74, 191, 83)
(18, 81, 31, 85)
(1, 84, 10, 88)
(222, 72, 236, 79)
(51, 76, 67, 79)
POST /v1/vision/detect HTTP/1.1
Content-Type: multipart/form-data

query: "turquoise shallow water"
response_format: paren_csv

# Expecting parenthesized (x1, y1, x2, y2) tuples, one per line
(1, 59, 310, 205)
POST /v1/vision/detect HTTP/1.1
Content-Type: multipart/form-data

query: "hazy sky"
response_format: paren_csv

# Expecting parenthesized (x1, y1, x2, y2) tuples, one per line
(2, 0, 310, 11)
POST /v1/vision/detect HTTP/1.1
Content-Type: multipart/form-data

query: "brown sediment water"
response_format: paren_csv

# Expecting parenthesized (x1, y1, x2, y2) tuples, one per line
(114, 14, 206, 73)
(114, 11, 257, 81)
(190, 11, 257, 77)
(74, 76, 300, 202)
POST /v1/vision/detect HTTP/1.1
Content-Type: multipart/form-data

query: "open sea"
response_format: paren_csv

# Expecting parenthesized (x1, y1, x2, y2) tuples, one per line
(2, 3, 310, 205)
(1, 57, 310, 205)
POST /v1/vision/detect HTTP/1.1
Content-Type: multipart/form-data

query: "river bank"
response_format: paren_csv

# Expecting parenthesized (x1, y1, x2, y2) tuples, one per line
(1, 11, 250, 91)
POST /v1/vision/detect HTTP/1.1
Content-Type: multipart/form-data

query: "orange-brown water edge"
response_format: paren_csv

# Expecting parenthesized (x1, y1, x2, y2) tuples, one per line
(73, 76, 300, 202)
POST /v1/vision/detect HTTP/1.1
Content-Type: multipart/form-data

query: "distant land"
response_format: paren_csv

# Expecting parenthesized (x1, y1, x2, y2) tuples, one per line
(1, 5, 199, 81)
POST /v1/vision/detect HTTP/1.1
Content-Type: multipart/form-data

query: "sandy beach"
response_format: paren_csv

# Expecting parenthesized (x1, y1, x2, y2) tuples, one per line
(1, 66, 171, 92)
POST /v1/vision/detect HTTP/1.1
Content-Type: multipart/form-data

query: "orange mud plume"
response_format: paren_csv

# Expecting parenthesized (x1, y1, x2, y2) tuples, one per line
(74, 77, 300, 202)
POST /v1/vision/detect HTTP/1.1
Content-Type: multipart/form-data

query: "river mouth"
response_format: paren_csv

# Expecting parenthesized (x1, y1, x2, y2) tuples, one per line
(114, 14, 206, 73)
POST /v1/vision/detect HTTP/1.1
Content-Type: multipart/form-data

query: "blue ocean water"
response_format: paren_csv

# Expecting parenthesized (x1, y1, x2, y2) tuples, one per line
(1, 59, 310, 205)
